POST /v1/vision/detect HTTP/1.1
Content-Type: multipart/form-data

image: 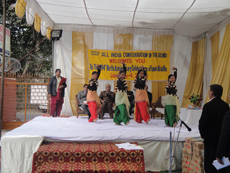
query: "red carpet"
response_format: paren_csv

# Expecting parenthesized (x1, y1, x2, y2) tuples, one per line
(32, 142, 145, 173)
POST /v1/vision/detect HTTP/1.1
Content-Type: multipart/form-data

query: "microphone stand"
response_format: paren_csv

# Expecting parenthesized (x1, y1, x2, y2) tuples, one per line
(167, 118, 192, 172)
(172, 118, 191, 161)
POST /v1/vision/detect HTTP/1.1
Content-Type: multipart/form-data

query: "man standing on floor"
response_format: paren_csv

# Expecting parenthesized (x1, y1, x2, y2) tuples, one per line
(48, 69, 67, 117)
(99, 84, 115, 119)
(77, 84, 91, 119)
(216, 90, 230, 173)
(199, 84, 229, 173)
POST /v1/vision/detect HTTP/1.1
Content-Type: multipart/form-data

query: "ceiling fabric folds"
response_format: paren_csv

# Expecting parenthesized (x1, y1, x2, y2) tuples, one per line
(54, 24, 174, 35)
(15, 0, 54, 39)
(15, 0, 230, 38)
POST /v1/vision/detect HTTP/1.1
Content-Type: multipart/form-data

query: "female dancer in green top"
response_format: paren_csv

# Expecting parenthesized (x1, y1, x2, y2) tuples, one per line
(114, 63, 130, 125)
(164, 67, 180, 127)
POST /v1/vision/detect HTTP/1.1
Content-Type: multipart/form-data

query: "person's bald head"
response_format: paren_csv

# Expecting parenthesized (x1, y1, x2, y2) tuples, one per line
(105, 84, 111, 92)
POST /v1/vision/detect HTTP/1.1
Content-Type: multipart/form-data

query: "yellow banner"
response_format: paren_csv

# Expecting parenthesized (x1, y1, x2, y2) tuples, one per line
(88, 49, 170, 80)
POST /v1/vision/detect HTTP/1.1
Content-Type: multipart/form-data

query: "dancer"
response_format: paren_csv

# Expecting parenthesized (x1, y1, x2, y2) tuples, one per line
(87, 65, 102, 122)
(114, 63, 130, 125)
(133, 66, 150, 124)
(164, 67, 180, 127)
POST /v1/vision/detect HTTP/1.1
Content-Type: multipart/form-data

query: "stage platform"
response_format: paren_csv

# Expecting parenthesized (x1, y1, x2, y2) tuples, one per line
(1, 115, 200, 172)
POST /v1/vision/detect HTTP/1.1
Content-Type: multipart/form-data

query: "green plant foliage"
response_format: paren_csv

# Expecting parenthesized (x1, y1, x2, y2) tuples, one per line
(0, 2, 52, 76)
(189, 94, 203, 104)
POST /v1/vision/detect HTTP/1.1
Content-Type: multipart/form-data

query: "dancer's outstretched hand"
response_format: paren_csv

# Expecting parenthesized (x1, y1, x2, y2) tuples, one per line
(96, 64, 101, 68)
(171, 67, 177, 70)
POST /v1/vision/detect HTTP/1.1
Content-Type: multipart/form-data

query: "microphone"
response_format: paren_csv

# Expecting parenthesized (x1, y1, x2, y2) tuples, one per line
(181, 120, 192, 132)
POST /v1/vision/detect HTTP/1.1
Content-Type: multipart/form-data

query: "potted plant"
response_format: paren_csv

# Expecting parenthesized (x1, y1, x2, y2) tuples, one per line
(189, 94, 203, 107)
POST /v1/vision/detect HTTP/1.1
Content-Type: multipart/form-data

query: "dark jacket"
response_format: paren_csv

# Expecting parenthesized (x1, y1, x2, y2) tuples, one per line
(99, 91, 115, 104)
(147, 91, 152, 105)
(199, 97, 229, 147)
(134, 68, 147, 90)
(48, 76, 67, 97)
(77, 91, 87, 104)
(88, 67, 101, 91)
(127, 91, 134, 103)
(216, 110, 230, 159)
(116, 64, 127, 92)
(166, 70, 177, 96)
(117, 79, 127, 91)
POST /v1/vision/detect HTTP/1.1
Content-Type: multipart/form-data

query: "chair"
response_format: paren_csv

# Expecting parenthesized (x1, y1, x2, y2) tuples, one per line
(76, 95, 115, 118)
(75, 94, 86, 118)
(151, 96, 165, 119)
(100, 102, 115, 118)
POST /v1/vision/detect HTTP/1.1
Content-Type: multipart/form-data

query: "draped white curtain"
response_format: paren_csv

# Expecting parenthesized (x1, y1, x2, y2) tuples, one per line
(26, 4, 34, 25)
(54, 32, 194, 114)
(202, 26, 226, 106)
(54, 31, 73, 115)
(202, 34, 212, 107)
(93, 32, 115, 95)
(93, 32, 114, 50)
(170, 34, 193, 104)
(54, 30, 229, 114)
(41, 20, 47, 36)
(133, 34, 152, 50)
(133, 34, 153, 95)
(25, 0, 54, 29)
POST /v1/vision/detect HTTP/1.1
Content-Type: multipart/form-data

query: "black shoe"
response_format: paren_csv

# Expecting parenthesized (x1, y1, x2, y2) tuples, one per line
(88, 113, 91, 120)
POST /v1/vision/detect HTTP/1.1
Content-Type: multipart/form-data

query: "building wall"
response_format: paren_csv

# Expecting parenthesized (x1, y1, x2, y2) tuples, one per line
(0, 78, 17, 122)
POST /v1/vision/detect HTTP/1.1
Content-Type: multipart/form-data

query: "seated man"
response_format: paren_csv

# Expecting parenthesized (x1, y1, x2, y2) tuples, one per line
(77, 84, 91, 119)
(127, 87, 134, 115)
(99, 84, 115, 119)
(146, 86, 152, 106)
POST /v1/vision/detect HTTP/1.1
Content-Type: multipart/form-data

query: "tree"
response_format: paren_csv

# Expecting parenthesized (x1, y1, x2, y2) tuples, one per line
(0, 1, 52, 76)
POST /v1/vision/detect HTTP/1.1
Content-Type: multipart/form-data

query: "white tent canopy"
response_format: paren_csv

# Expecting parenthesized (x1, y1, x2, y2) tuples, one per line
(15, 0, 230, 114)
(3, 2, 229, 172)
(27, 0, 230, 37)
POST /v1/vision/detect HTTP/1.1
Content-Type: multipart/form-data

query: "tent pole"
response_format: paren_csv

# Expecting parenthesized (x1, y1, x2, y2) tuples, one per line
(0, 0, 6, 137)
(52, 40, 54, 76)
